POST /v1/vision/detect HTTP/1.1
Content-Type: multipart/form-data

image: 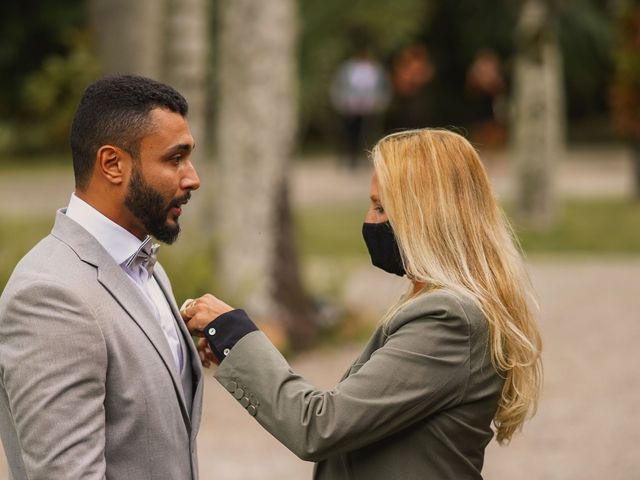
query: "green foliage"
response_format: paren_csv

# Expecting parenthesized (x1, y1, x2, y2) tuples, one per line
(0, 216, 53, 291)
(558, 0, 614, 120)
(0, 0, 97, 156)
(19, 31, 101, 153)
(0, 0, 86, 117)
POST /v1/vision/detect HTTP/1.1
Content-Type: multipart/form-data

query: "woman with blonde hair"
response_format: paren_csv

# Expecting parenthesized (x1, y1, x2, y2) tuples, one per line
(183, 128, 542, 478)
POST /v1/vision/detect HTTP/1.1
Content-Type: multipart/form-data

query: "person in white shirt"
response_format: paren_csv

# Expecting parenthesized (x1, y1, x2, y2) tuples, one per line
(330, 48, 392, 170)
(0, 74, 204, 479)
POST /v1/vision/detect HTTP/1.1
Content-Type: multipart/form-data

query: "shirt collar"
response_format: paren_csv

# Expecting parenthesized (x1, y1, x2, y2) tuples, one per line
(65, 193, 150, 266)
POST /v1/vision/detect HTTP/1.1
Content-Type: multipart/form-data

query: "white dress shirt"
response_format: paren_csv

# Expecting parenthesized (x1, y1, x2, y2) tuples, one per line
(65, 193, 184, 373)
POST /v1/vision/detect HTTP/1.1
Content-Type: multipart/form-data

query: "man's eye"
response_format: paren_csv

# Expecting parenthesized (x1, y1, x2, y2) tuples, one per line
(375, 206, 385, 213)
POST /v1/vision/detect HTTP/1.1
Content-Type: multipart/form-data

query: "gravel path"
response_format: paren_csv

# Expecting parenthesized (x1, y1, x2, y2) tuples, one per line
(188, 257, 640, 480)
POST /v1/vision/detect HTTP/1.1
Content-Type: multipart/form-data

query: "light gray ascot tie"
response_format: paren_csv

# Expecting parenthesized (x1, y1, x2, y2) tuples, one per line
(126, 236, 160, 277)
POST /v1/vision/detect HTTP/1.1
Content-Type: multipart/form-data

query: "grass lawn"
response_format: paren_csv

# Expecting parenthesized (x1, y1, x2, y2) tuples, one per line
(0, 154, 69, 172)
(513, 199, 640, 254)
(2, 198, 639, 297)
(297, 198, 640, 258)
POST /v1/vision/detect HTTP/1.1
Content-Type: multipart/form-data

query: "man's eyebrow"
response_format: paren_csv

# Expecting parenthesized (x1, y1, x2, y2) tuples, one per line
(164, 143, 195, 156)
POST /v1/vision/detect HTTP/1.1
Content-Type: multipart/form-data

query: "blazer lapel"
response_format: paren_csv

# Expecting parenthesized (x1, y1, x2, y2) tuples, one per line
(153, 265, 203, 434)
(51, 211, 191, 427)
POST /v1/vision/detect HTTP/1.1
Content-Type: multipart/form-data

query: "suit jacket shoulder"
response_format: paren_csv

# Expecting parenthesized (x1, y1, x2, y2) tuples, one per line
(388, 288, 485, 333)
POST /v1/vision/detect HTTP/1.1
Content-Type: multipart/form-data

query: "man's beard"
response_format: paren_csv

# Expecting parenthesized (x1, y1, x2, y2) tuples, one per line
(124, 167, 189, 244)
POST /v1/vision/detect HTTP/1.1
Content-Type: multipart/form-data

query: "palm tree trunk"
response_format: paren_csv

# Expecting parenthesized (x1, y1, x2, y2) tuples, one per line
(89, 0, 167, 78)
(512, 0, 564, 229)
(163, 0, 210, 155)
(215, 0, 318, 349)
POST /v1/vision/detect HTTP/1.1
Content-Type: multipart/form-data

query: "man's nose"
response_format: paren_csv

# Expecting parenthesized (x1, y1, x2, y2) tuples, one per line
(182, 161, 201, 191)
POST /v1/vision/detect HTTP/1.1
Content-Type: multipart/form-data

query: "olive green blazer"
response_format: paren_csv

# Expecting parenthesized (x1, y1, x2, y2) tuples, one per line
(214, 289, 504, 479)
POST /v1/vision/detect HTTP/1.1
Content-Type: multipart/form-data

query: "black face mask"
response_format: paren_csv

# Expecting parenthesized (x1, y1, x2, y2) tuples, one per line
(362, 221, 406, 277)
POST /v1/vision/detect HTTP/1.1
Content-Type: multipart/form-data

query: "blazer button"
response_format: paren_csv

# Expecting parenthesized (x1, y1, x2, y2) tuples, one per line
(208, 327, 216, 336)
(247, 404, 258, 416)
(240, 396, 250, 408)
(234, 388, 245, 400)
(226, 381, 238, 393)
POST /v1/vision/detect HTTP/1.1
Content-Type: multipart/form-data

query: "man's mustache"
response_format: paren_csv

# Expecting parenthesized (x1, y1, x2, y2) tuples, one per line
(169, 192, 191, 210)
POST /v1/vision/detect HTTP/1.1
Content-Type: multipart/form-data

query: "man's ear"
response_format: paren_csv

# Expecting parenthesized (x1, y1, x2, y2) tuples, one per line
(96, 145, 129, 185)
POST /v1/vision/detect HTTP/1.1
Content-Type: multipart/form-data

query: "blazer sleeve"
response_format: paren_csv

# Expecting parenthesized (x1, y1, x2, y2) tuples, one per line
(0, 281, 108, 479)
(212, 296, 472, 461)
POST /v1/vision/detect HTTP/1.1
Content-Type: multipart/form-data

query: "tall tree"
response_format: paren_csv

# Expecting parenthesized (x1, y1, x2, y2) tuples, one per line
(89, 0, 208, 153)
(216, 0, 318, 350)
(89, 0, 166, 78)
(512, 0, 565, 228)
(163, 0, 210, 154)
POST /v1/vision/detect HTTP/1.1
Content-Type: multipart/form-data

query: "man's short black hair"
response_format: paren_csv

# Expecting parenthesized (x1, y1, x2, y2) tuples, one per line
(70, 74, 189, 189)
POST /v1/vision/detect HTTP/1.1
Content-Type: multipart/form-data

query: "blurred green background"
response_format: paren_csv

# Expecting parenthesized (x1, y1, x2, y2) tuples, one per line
(2, 1, 640, 479)
(2, 0, 638, 296)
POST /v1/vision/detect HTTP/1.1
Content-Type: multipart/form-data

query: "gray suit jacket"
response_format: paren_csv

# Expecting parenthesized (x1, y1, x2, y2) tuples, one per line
(0, 211, 203, 479)
(215, 289, 503, 479)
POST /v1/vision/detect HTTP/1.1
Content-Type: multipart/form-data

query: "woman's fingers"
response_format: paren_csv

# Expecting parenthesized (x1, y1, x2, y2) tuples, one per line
(181, 294, 235, 325)
(179, 298, 197, 320)
(196, 337, 219, 367)
(190, 311, 213, 331)
(202, 293, 234, 314)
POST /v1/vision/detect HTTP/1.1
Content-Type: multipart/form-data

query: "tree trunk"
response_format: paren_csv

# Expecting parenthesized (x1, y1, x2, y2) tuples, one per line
(272, 178, 319, 350)
(215, 0, 318, 349)
(89, 0, 167, 79)
(512, 0, 564, 229)
(90, 0, 208, 150)
(631, 138, 640, 198)
(163, 0, 210, 156)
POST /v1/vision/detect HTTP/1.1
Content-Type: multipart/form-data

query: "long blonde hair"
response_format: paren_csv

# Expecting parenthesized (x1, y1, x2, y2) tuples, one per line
(372, 128, 542, 444)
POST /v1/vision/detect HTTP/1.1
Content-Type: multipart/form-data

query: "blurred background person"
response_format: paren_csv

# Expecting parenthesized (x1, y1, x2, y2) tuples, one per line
(385, 42, 436, 131)
(464, 48, 507, 149)
(611, 1, 640, 198)
(329, 47, 391, 170)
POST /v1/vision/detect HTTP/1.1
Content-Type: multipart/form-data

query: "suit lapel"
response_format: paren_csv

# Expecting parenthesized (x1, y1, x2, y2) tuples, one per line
(97, 263, 191, 420)
(153, 267, 203, 384)
(153, 264, 203, 435)
(51, 211, 191, 428)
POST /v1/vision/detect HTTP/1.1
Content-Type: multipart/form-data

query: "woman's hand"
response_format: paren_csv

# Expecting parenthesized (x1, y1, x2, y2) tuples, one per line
(180, 294, 235, 335)
(196, 337, 217, 368)
(181, 294, 235, 368)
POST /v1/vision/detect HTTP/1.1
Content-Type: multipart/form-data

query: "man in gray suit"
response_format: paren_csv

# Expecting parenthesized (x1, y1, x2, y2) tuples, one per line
(0, 75, 204, 479)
